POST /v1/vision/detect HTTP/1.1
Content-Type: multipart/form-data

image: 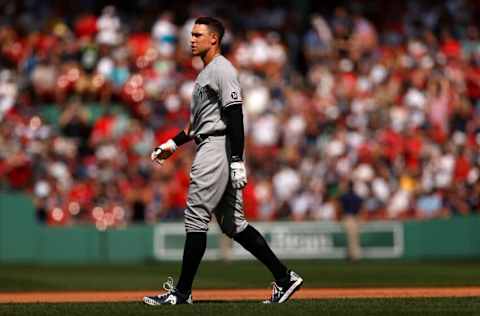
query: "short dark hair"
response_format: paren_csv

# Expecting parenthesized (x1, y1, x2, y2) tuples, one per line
(194, 17, 225, 43)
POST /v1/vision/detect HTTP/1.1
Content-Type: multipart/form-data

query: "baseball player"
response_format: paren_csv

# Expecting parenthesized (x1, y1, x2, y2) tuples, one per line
(143, 17, 303, 305)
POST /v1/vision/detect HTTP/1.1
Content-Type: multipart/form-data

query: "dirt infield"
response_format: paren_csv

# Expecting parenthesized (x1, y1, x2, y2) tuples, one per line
(1, 288, 480, 303)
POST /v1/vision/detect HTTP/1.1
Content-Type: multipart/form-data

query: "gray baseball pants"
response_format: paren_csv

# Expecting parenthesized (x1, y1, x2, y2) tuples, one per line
(184, 135, 248, 237)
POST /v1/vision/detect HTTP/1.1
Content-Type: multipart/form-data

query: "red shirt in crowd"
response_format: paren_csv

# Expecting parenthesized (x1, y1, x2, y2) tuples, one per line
(404, 132, 423, 172)
(74, 14, 98, 39)
(379, 128, 403, 162)
(454, 154, 471, 181)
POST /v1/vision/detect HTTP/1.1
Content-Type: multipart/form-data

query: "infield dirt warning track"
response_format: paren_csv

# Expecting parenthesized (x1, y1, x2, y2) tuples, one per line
(1, 288, 480, 303)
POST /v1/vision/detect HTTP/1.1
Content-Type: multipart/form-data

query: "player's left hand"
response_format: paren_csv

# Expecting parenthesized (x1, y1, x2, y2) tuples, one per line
(230, 162, 247, 189)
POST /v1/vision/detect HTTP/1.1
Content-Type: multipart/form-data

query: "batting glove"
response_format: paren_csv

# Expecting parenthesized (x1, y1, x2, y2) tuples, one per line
(150, 139, 177, 166)
(230, 162, 247, 189)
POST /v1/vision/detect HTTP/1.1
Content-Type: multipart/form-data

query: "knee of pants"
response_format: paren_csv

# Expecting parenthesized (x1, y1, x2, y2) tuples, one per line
(219, 219, 249, 238)
(184, 207, 210, 233)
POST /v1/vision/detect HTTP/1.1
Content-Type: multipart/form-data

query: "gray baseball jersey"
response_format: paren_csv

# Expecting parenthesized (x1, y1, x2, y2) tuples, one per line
(184, 55, 248, 236)
(189, 55, 242, 137)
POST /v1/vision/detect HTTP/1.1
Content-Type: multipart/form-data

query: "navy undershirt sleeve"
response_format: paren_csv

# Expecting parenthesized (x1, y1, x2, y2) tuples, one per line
(172, 130, 191, 147)
(224, 103, 244, 162)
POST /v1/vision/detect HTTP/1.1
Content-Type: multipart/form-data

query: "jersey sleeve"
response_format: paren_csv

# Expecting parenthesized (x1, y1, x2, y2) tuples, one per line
(217, 64, 243, 109)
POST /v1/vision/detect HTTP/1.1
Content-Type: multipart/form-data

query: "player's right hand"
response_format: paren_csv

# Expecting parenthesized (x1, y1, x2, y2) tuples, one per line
(150, 139, 177, 166)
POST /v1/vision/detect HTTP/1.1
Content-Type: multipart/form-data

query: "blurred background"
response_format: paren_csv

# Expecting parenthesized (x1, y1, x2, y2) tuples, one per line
(1, 0, 480, 263)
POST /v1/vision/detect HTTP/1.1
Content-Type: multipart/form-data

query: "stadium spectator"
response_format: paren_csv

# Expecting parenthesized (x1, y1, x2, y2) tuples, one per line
(339, 181, 363, 261)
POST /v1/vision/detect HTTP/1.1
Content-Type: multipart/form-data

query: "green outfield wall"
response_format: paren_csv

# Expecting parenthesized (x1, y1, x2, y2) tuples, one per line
(1, 192, 479, 263)
(0, 193, 153, 263)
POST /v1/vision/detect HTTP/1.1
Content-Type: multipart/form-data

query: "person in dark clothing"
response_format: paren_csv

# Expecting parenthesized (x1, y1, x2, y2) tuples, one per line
(339, 181, 363, 261)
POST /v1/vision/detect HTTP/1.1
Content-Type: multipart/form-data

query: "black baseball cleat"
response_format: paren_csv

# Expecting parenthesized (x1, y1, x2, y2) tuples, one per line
(263, 270, 303, 304)
(143, 277, 193, 305)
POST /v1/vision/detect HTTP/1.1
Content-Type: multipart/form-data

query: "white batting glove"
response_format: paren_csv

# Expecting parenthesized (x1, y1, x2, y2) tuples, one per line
(230, 162, 247, 189)
(150, 139, 177, 166)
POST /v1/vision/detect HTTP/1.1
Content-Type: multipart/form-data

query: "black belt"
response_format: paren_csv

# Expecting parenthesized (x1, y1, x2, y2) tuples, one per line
(194, 130, 226, 145)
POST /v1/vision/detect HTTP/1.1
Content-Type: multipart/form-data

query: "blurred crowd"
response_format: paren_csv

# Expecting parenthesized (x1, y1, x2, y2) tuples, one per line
(1, 0, 480, 229)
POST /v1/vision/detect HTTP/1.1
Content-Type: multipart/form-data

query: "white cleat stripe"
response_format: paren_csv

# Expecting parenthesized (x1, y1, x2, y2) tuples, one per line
(278, 277, 304, 303)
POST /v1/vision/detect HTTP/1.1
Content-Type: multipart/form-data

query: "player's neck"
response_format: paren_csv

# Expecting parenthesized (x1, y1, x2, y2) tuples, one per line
(202, 48, 221, 66)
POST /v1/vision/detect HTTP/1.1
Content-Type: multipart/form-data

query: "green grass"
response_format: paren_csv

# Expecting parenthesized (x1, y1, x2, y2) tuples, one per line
(2, 298, 480, 316)
(1, 260, 480, 292)
(2, 261, 480, 316)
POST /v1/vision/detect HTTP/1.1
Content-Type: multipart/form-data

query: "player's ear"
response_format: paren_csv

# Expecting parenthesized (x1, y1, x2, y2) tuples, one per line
(210, 32, 218, 46)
